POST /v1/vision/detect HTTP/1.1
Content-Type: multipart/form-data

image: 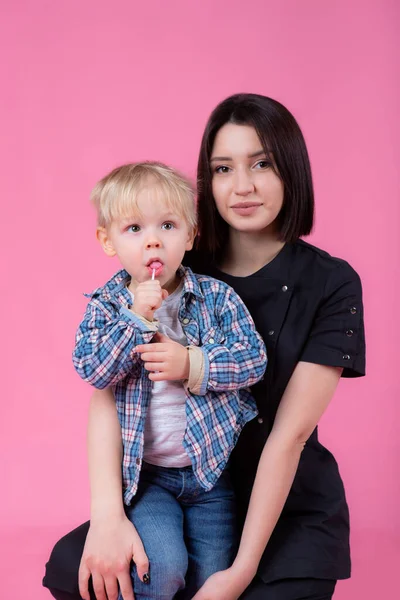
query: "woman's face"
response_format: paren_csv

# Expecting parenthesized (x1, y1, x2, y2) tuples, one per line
(210, 123, 284, 235)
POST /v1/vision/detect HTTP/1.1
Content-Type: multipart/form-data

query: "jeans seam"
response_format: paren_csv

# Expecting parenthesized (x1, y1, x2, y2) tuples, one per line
(176, 470, 185, 499)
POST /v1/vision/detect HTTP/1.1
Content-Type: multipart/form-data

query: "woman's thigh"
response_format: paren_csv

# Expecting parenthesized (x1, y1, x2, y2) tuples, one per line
(241, 576, 337, 600)
(42, 521, 90, 599)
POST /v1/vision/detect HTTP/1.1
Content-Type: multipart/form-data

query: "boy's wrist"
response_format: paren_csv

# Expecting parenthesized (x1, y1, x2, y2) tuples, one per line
(131, 302, 153, 322)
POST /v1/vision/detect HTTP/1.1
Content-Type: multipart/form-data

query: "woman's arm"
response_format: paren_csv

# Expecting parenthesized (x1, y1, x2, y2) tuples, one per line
(79, 388, 149, 600)
(192, 361, 342, 600)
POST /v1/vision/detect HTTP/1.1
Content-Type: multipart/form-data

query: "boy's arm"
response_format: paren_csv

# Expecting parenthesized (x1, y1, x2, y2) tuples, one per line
(188, 286, 267, 395)
(73, 299, 158, 389)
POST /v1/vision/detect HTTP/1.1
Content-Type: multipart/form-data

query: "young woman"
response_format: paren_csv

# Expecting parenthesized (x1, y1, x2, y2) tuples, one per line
(43, 93, 365, 600)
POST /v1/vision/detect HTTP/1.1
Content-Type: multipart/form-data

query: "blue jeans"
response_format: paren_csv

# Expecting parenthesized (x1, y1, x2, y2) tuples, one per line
(122, 461, 237, 600)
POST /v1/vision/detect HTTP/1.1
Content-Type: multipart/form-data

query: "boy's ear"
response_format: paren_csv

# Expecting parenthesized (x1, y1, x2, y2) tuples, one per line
(96, 227, 116, 257)
(185, 227, 197, 251)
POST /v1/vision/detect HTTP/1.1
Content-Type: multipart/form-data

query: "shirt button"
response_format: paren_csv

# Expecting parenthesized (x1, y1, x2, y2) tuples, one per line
(282, 285, 288, 292)
(350, 306, 357, 314)
(257, 417, 264, 424)
(343, 354, 351, 360)
(268, 330, 274, 336)
(346, 329, 354, 337)
(209, 338, 215, 344)
(135, 458, 141, 465)
(182, 318, 190, 324)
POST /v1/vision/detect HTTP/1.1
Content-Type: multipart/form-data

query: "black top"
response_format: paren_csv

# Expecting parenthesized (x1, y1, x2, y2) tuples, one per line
(185, 239, 366, 583)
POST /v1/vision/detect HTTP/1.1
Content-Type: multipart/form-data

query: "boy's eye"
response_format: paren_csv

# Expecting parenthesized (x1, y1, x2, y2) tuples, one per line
(214, 165, 231, 174)
(161, 222, 175, 230)
(128, 225, 141, 233)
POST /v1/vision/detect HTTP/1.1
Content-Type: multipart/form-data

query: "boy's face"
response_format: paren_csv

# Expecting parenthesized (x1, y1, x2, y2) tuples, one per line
(98, 190, 194, 293)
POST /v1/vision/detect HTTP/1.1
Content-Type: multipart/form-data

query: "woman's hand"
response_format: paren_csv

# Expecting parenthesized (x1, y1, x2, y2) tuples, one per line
(78, 515, 149, 600)
(191, 565, 254, 600)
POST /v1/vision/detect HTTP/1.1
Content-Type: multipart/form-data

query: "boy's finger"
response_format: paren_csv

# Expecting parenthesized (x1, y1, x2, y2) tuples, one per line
(144, 362, 165, 372)
(135, 344, 167, 354)
(140, 350, 166, 361)
(148, 371, 171, 381)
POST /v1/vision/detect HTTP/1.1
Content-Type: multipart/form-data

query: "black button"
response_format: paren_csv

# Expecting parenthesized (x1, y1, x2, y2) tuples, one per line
(136, 458, 141, 465)
(282, 285, 288, 292)
(127, 304, 132, 310)
(268, 330, 274, 336)
(343, 354, 351, 360)
(346, 329, 354, 337)
(350, 306, 357, 314)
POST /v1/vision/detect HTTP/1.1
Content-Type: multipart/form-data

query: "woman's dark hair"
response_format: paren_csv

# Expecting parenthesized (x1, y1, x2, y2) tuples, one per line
(196, 93, 314, 255)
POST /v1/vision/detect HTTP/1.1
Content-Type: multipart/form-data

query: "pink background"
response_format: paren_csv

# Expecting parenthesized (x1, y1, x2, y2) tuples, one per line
(1, 1, 399, 598)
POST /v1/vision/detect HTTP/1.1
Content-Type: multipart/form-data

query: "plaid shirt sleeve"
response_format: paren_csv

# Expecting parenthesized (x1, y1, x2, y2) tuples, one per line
(197, 285, 267, 395)
(73, 299, 157, 389)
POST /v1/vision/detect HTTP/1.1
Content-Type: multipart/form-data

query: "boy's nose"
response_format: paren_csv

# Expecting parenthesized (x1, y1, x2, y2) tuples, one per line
(145, 238, 161, 249)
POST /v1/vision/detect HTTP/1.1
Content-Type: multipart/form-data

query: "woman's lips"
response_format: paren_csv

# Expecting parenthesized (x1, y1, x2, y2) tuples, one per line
(231, 202, 262, 216)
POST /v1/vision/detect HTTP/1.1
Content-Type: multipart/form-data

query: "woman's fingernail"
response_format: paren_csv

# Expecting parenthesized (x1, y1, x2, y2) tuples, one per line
(143, 572, 150, 584)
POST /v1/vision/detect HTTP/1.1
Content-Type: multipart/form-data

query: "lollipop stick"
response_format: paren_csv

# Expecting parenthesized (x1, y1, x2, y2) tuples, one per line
(151, 268, 156, 280)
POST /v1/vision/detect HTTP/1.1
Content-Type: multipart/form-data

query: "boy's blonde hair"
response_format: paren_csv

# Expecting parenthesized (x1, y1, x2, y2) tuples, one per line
(91, 162, 197, 233)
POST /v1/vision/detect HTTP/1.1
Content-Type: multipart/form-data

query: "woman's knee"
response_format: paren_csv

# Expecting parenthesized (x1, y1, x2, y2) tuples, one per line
(43, 522, 89, 598)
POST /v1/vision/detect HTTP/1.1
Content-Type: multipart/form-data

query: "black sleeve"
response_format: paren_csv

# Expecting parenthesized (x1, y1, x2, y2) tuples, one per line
(300, 262, 366, 377)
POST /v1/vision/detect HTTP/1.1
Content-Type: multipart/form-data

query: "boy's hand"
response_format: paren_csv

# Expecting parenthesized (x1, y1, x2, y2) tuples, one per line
(79, 515, 149, 600)
(135, 332, 190, 382)
(132, 280, 168, 322)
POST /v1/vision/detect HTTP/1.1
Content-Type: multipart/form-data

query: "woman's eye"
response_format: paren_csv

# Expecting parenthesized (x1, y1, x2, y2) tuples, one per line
(214, 165, 231, 174)
(161, 222, 175, 231)
(128, 225, 141, 233)
(254, 160, 271, 170)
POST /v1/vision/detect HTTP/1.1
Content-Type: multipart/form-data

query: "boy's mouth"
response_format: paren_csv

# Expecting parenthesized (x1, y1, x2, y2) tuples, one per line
(146, 259, 164, 278)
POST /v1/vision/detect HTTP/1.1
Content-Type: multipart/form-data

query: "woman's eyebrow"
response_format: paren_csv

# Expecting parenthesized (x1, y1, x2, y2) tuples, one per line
(210, 155, 232, 162)
(210, 149, 267, 162)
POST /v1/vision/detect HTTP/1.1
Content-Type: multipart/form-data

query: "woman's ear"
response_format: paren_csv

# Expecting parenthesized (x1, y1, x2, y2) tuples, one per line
(96, 227, 117, 257)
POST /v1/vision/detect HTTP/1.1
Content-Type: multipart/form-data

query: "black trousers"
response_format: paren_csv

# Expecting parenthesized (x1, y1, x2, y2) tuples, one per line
(43, 521, 337, 600)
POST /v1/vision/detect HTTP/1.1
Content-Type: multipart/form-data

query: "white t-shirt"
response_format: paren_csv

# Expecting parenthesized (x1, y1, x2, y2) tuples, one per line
(129, 282, 191, 467)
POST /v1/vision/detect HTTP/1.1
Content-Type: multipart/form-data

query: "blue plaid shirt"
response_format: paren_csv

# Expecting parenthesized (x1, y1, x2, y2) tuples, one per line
(73, 266, 267, 504)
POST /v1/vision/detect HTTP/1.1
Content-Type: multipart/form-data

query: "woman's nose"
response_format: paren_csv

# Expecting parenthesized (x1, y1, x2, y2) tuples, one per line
(233, 169, 255, 196)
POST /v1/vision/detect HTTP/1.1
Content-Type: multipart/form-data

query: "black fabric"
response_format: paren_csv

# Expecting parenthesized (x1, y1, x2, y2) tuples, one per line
(186, 240, 365, 582)
(241, 576, 337, 600)
(43, 521, 92, 599)
(43, 240, 365, 595)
